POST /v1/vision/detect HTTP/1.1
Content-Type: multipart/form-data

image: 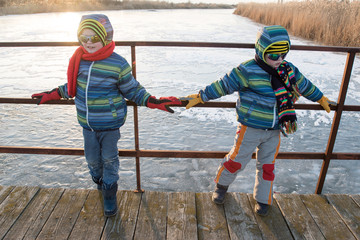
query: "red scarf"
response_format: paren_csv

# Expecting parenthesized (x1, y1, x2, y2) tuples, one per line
(67, 41, 115, 97)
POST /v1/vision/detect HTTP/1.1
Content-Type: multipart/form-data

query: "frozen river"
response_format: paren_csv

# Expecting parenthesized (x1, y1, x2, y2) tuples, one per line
(0, 9, 359, 194)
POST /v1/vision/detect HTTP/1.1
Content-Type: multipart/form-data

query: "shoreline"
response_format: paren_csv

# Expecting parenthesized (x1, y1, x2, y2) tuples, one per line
(2, 1, 359, 48)
(0, 1, 234, 16)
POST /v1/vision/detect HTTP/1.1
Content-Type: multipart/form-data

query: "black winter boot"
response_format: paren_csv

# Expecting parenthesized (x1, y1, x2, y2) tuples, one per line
(102, 182, 118, 217)
(92, 176, 103, 190)
(212, 184, 228, 204)
(255, 201, 270, 216)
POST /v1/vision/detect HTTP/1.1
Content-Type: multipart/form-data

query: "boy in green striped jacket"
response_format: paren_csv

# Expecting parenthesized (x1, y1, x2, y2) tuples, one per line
(182, 25, 335, 216)
(31, 14, 181, 217)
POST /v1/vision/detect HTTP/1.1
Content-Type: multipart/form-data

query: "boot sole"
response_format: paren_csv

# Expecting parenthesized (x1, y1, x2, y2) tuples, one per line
(104, 208, 118, 217)
(255, 210, 269, 217)
(212, 196, 225, 205)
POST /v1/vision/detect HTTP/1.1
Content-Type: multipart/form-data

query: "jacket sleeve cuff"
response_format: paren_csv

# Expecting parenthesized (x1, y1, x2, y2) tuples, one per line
(199, 90, 208, 102)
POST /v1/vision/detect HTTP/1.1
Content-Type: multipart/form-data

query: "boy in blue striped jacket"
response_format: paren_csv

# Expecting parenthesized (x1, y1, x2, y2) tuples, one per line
(31, 14, 181, 217)
(182, 25, 335, 216)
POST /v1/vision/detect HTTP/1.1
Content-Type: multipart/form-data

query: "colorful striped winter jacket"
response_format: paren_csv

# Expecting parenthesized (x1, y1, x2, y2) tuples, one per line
(200, 61, 323, 130)
(58, 52, 151, 131)
(199, 26, 323, 130)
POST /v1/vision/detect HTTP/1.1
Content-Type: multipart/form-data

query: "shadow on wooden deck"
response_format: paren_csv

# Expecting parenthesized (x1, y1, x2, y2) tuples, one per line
(0, 185, 359, 239)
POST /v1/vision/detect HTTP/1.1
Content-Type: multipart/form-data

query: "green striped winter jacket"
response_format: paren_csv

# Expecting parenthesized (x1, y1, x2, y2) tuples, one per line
(58, 52, 151, 131)
(199, 25, 323, 130)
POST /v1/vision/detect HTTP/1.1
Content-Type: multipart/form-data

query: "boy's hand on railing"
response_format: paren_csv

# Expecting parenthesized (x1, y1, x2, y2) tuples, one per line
(179, 93, 204, 109)
(31, 88, 61, 105)
(146, 96, 182, 113)
(317, 96, 337, 113)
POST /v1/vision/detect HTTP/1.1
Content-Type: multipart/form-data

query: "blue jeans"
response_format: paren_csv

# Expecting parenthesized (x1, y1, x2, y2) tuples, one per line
(83, 128, 120, 187)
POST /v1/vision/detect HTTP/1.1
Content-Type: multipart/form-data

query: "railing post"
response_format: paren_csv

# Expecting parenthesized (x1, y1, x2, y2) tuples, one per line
(315, 51, 356, 194)
(131, 45, 143, 193)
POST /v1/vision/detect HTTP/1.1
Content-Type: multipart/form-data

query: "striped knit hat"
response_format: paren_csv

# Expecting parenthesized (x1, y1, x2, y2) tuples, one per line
(265, 41, 289, 54)
(255, 25, 291, 61)
(77, 14, 113, 46)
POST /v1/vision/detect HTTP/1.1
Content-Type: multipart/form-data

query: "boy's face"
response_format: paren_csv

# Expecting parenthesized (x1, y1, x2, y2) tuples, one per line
(79, 29, 104, 53)
(265, 53, 287, 69)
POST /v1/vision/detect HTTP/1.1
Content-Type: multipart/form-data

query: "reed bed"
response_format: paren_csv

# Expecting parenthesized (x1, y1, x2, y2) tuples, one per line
(234, 0, 360, 47)
(0, 0, 232, 16)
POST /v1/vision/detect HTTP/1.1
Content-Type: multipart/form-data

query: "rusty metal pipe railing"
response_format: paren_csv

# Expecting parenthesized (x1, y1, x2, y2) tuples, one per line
(1, 41, 359, 194)
(4, 97, 360, 111)
(1, 146, 360, 160)
(3, 97, 360, 109)
(130, 45, 144, 192)
(1, 41, 360, 52)
(315, 51, 357, 193)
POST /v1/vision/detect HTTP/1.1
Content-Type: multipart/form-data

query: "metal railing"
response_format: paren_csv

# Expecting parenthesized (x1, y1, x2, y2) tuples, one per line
(1, 41, 359, 194)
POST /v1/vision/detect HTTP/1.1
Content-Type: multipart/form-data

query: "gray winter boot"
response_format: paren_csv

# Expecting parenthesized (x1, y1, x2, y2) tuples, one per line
(212, 184, 228, 204)
(102, 182, 118, 217)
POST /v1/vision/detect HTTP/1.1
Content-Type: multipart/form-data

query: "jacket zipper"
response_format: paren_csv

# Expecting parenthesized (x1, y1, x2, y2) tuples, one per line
(271, 76, 277, 129)
(271, 101, 277, 129)
(86, 62, 95, 131)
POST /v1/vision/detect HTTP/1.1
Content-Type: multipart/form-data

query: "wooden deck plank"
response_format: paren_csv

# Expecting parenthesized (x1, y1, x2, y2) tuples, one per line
(224, 192, 262, 240)
(167, 192, 197, 240)
(133, 191, 168, 240)
(274, 193, 325, 240)
(0, 185, 14, 204)
(351, 195, 360, 207)
(1, 185, 360, 240)
(325, 194, 360, 239)
(0, 186, 39, 239)
(102, 190, 142, 240)
(36, 188, 89, 240)
(196, 192, 229, 240)
(301, 194, 356, 240)
(248, 193, 294, 240)
(23, 188, 65, 240)
(4, 188, 64, 240)
(68, 189, 106, 240)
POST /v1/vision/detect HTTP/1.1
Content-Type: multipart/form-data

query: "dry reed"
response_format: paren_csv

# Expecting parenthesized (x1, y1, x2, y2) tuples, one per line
(234, 0, 360, 47)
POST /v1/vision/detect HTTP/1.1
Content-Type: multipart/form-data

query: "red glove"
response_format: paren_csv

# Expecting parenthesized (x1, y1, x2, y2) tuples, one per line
(31, 88, 61, 105)
(146, 96, 182, 113)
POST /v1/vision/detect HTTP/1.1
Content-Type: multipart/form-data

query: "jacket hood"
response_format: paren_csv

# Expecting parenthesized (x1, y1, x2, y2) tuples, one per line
(255, 25, 291, 61)
(78, 14, 113, 43)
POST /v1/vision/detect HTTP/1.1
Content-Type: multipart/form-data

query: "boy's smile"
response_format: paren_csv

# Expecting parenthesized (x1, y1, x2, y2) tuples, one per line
(79, 29, 104, 53)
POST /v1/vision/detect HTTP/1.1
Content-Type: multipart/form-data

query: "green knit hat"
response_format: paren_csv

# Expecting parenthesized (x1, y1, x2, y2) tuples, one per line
(77, 19, 107, 46)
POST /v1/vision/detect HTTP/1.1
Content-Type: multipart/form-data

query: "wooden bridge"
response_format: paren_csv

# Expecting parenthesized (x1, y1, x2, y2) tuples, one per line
(1, 185, 359, 239)
(1, 41, 360, 195)
(0, 42, 360, 239)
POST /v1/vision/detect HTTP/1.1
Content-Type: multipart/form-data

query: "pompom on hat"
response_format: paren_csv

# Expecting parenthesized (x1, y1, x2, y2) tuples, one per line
(77, 14, 113, 46)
